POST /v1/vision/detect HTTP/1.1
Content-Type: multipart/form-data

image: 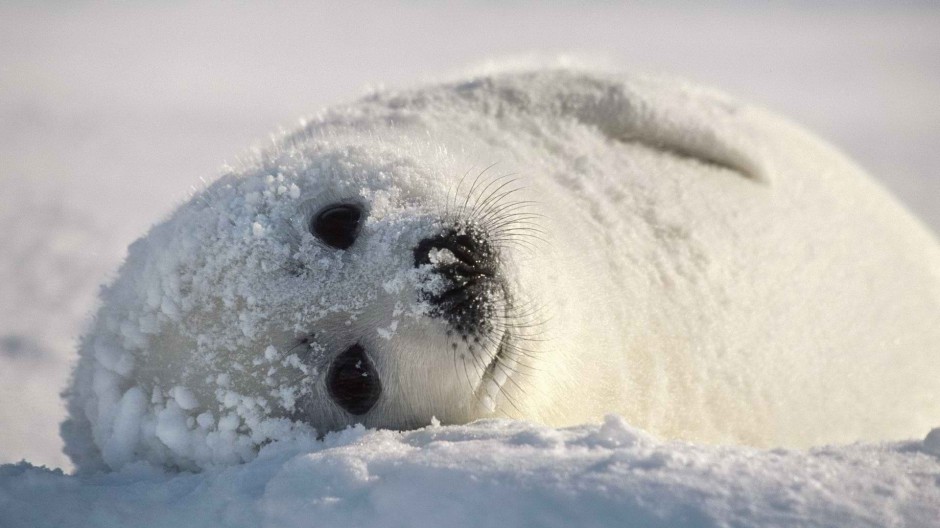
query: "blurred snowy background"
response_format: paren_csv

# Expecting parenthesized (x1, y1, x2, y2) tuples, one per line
(1, 1, 938, 472)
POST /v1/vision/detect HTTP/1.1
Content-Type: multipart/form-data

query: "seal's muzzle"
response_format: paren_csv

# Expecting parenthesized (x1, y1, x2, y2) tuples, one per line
(414, 226, 501, 332)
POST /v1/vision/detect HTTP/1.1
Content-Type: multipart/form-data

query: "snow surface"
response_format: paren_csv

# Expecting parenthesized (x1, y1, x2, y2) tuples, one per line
(4, 418, 940, 528)
(2, 2, 940, 526)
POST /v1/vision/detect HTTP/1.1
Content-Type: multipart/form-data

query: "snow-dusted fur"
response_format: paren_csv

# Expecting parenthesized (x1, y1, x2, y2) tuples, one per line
(62, 69, 940, 472)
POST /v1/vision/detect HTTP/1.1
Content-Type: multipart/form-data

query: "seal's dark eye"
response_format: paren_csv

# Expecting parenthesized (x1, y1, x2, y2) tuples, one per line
(311, 204, 362, 250)
(327, 343, 381, 415)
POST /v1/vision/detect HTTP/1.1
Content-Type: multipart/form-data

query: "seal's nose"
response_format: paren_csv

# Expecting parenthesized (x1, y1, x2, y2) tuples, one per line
(413, 227, 497, 278)
(326, 344, 381, 415)
(413, 226, 501, 331)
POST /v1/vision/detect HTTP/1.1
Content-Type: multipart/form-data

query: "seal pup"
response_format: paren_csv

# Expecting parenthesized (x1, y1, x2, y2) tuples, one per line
(62, 68, 940, 471)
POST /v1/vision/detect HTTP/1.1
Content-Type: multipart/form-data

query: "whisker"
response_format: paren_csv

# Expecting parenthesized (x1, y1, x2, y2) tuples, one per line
(466, 177, 522, 224)
(458, 163, 500, 221)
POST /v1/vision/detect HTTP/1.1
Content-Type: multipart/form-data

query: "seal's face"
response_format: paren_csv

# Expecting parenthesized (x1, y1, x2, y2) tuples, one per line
(289, 199, 516, 434)
(122, 142, 524, 444)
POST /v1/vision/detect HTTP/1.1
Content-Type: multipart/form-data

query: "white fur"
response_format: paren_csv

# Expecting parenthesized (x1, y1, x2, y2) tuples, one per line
(62, 68, 940, 472)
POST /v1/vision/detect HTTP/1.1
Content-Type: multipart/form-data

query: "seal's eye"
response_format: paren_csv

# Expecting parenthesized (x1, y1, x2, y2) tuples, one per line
(327, 344, 381, 415)
(311, 204, 362, 250)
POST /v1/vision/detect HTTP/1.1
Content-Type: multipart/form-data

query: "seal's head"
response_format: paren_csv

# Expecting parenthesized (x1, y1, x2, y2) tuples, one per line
(63, 133, 537, 470)
(272, 156, 525, 433)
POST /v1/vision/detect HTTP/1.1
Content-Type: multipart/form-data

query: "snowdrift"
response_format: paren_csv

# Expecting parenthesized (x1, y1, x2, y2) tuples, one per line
(3, 418, 940, 528)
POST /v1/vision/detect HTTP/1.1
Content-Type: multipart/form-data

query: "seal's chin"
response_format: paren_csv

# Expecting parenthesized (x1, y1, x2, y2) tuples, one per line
(473, 330, 514, 413)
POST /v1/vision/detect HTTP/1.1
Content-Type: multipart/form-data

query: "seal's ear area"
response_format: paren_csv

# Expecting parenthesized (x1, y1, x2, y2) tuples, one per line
(477, 71, 770, 184)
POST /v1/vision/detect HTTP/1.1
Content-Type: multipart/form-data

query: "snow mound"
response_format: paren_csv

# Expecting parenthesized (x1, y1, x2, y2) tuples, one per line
(4, 418, 940, 528)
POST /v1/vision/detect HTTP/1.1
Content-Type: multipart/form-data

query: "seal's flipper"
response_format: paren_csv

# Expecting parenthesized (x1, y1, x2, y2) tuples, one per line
(456, 71, 769, 183)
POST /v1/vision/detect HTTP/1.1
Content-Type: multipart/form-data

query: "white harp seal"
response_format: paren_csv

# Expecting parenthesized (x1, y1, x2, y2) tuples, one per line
(62, 68, 940, 471)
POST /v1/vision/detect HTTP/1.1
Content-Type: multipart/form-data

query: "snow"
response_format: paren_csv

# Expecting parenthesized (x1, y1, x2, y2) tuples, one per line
(1, 2, 939, 526)
(3, 418, 940, 528)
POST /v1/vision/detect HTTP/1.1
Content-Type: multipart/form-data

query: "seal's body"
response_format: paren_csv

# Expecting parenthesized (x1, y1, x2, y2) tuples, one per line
(63, 69, 940, 471)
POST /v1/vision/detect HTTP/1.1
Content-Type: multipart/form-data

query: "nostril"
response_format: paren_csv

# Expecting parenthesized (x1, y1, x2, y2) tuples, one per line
(413, 228, 493, 271)
(414, 227, 503, 330)
(327, 344, 381, 415)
